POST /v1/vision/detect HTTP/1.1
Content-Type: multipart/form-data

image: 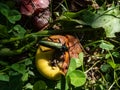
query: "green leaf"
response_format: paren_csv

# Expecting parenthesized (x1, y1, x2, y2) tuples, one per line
(24, 83, 33, 90)
(100, 63, 111, 72)
(73, 6, 120, 37)
(9, 74, 23, 90)
(99, 41, 114, 50)
(0, 81, 9, 90)
(7, 10, 21, 24)
(11, 63, 26, 74)
(0, 24, 9, 39)
(62, 12, 76, 18)
(58, 11, 87, 30)
(105, 73, 112, 82)
(55, 80, 61, 89)
(112, 52, 120, 58)
(0, 3, 21, 24)
(0, 8, 8, 17)
(22, 72, 28, 82)
(65, 76, 69, 90)
(78, 52, 84, 67)
(91, 6, 120, 37)
(0, 61, 8, 66)
(0, 48, 14, 56)
(10, 25, 26, 38)
(66, 58, 77, 76)
(71, 58, 80, 68)
(61, 10, 93, 25)
(69, 70, 86, 87)
(107, 59, 117, 69)
(70, 52, 84, 68)
(33, 80, 46, 90)
(25, 58, 32, 66)
(77, 10, 95, 25)
(0, 74, 9, 81)
(0, 3, 9, 10)
(105, 53, 111, 59)
(60, 5, 120, 37)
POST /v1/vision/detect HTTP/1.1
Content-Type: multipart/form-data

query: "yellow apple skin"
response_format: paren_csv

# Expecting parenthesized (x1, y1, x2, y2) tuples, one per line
(35, 45, 64, 80)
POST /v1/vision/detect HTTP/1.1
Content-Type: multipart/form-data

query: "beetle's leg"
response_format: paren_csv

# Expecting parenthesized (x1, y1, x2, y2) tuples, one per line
(47, 37, 54, 42)
(50, 50, 58, 66)
(50, 50, 63, 70)
(62, 51, 70, 73)
(61, 39, 70, 73)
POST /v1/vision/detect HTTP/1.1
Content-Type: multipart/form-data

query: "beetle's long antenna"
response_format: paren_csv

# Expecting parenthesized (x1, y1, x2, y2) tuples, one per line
(74, 33, 88, 55)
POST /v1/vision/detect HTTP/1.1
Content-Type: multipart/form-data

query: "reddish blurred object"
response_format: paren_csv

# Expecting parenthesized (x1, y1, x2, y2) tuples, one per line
(20, 0, 50, 16)
(20, 0, 51, 30)
(33, 9, 51, 29)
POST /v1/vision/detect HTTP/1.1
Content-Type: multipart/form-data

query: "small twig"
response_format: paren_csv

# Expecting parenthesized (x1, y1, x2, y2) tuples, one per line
(85, 60, 101, 73)
(108, 77, 120, 90)
(0, 66, 10, 73)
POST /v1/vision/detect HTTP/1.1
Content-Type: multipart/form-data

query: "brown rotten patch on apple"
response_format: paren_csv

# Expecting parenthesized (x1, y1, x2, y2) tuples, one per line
(49, 35, 82, 74)
(40, 35, 83, 75)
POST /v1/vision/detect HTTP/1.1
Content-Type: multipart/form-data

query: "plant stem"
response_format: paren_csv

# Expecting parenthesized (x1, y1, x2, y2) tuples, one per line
(108, 77, 120, 90)
(0, 66, 10, 73)
(61, 75, 66, 90)
(85, 60, 101, 73)
(1, 27, 102, 44)
(0, 40, 36, 56)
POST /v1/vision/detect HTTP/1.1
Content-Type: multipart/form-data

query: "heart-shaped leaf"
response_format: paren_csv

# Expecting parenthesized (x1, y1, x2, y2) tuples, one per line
(0, 3, 21, 24)
(69, 70, 86, 87)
